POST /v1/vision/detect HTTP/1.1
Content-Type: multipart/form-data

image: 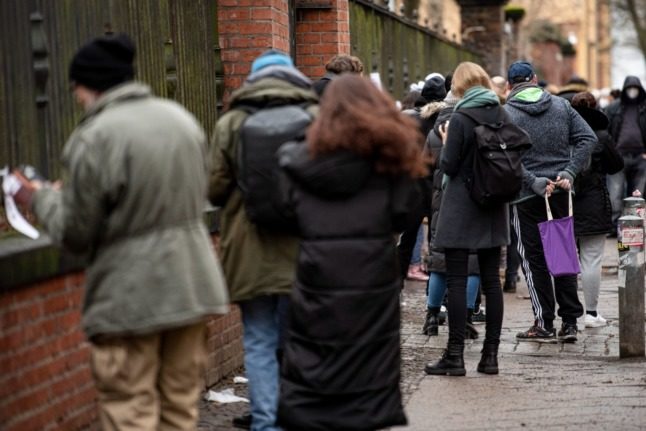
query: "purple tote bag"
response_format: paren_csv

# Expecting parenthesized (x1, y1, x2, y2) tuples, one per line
(537, 191, 581, 277)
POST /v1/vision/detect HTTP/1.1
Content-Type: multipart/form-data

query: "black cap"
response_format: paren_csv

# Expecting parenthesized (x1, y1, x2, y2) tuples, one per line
(69, 33, 135, 91)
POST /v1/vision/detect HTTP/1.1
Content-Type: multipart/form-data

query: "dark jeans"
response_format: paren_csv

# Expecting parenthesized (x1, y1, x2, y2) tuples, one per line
(445, 247, 503, 348)
(512, 194, 584, 329)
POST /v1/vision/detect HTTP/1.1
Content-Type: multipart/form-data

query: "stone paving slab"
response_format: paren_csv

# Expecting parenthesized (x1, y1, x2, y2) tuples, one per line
(397, 238, 646, 430)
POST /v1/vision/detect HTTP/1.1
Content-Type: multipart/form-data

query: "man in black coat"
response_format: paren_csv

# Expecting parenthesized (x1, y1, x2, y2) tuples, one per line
(605, 76, 646, 226)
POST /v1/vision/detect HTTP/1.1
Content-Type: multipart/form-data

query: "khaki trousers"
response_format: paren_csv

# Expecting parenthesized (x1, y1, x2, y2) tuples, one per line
(90, 322, 207, 431)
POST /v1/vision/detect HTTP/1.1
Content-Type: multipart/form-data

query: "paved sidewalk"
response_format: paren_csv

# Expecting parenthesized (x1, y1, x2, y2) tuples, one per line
(397, 239, 646, 430)
(199, 239, 645, 430)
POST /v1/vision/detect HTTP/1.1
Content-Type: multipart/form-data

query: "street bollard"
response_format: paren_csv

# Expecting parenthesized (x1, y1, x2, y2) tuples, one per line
(616, 214, 646, 358)
(622, 196, 646, 219)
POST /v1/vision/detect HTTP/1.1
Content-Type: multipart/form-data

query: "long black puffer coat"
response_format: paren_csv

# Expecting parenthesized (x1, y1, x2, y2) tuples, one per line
(573, 107, 624, 236)
(275, 143, 413, 431)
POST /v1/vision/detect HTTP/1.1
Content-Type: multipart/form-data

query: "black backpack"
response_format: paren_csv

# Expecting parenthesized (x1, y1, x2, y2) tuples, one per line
(458, 110, 532, 207)
(237, 102, 313, 230)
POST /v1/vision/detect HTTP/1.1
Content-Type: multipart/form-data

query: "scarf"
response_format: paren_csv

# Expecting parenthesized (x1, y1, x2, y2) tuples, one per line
(454, 86, 499, 110)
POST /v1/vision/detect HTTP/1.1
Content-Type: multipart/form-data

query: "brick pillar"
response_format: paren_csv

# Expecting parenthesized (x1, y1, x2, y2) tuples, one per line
(457, 0, 509, 76)
(294, 0, 351, 79)
(217, 1, 290, 101)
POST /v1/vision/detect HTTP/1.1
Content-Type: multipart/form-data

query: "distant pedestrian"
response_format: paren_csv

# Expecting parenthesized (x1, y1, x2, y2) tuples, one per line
(277, 74, 424, 430)
(399, 74, 448, 283)
(557, 76, 589, 102)
(209, 50, 318, 431)
(570, 92, 623, 328)
(312, 54, 364, 96)
(504, 61, 595, 343)
(14, 33, 229, 430)
(424, 62, 509, 377)
(605, 76, 646, 226)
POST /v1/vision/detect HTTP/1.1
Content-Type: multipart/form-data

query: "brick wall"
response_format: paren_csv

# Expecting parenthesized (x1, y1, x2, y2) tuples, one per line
(457, 0, 508, 76)
(217, 1, 351, 100)
(0, 241, 243, 430)
(0, 274, 97, 431)
(294, 0, 351, 79)
(218, 0, 290, 101)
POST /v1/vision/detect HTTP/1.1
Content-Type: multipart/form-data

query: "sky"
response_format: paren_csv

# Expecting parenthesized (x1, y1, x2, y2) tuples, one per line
(611, 6, 646, 89)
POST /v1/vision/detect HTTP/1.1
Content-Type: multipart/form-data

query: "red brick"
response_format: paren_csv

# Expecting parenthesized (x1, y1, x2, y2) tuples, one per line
(251, 8, 273, 20)
(240, 22, 272, 35)
(0, 302, 43, 330)
(317, 43, 341, 55)
(300, 55, 324, 66)
(221, 8, 251, 21)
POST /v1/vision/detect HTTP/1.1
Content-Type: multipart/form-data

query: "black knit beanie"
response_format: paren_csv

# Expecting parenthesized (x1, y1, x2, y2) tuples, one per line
(421, 76, 447, 102)
(69, 33, 136, 91)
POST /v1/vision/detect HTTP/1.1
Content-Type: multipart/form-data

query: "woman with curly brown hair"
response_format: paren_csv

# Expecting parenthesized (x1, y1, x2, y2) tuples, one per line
(276, 74, 425, 431)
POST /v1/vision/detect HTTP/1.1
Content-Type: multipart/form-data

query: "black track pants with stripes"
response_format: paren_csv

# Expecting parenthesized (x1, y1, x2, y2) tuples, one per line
(512, 193, 583, 330)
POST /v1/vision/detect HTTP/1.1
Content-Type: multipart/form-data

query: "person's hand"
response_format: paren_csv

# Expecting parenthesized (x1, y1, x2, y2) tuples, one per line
(10, 169, 36, 207)
(641, 153, 646, 160)
(531, 177, 555, 197)
(555, 171, 574, 190)
(632, 189, 642, 197)
(438, 121, 449, 145)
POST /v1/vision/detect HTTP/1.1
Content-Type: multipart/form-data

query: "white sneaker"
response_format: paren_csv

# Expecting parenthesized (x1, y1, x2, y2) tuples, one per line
(584, 313, 607, 328)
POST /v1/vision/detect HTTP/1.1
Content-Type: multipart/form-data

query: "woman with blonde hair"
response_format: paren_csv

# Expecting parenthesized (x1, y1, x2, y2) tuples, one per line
(424, 62, 509, 376)
(276, 74, 425, 430)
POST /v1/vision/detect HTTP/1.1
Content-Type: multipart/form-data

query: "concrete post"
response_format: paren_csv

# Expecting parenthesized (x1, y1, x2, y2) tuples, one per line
(616, 210, 646, 358)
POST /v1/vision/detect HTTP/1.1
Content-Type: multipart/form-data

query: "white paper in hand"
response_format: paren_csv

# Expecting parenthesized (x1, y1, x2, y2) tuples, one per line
(2, 170, 40, 239)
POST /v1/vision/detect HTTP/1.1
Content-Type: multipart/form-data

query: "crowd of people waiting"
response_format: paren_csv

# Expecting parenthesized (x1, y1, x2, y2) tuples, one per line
(9, 31, 646, 431)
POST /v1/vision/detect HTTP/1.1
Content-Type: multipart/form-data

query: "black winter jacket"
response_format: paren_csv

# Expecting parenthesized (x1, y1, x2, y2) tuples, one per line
(606, 76, 646, 152)
(276, 143, 412, 431)
(573, 107, 624, 236)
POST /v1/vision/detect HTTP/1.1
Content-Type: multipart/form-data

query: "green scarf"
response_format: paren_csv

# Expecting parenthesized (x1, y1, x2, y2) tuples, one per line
(454, 86, 499, 110)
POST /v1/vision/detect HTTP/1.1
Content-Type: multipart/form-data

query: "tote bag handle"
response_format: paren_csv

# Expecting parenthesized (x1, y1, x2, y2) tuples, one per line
(544, 189, 573, 221)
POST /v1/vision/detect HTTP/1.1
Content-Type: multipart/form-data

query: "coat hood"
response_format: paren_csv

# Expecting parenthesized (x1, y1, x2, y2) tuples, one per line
(506, 86, 553, 116)
(621, 75, 646, 104)
(420, 101, 446, 119)
(229, 67, 318, 109)
(279, 142, 372, 199)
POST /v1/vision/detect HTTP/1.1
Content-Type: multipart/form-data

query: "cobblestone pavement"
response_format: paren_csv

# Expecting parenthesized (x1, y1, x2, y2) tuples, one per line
(199, 239, 646, 430)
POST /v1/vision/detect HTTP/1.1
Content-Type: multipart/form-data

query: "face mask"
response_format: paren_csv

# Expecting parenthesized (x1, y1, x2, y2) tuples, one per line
(627, 88, 640, 99)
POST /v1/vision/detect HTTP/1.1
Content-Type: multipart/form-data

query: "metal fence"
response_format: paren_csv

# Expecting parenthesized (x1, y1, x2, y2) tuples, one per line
(350, 0, 480, 100)
(0, 0, 222, 180)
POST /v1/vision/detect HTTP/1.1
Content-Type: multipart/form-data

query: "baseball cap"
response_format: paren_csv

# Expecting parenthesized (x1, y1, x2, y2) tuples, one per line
(507, 61, 535, 84)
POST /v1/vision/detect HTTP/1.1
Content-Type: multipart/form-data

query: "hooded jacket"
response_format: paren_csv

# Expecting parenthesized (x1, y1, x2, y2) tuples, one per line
(275, 143, 411, 431)
(572, 107, 624, 235)
(33, 82, 229, 337)
(605, 76, 646, 153)
(208, 67, 318, 302)
(504, 85, 596, 203)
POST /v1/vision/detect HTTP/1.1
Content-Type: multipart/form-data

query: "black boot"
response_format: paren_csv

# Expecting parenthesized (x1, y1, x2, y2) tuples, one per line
(503, 277, 516, 293)
(424, 345, 465, 376)
(466, 309, 479, 340)
(422, 308, 440, 336)
(477, 344, 499, 375)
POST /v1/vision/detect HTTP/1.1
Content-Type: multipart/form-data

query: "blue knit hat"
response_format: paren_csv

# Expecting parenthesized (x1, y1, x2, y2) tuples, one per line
(251, 50, 294, 73)
(507, 61, 535, 84)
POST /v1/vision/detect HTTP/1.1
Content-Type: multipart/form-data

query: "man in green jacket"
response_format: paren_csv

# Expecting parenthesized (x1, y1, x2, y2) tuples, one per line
(14, 33, 229, 430)
(209, 50, 317, 431)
